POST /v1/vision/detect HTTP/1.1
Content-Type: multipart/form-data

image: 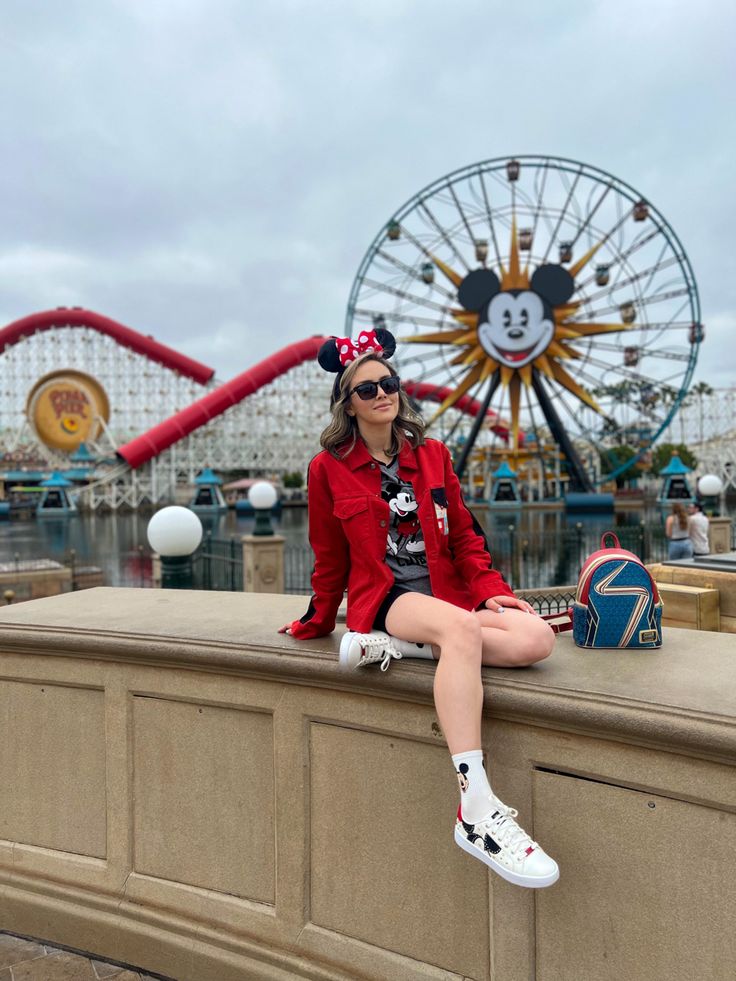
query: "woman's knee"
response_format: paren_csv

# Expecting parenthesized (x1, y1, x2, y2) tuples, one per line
(509, 618, 556, 666)
(437, 610, 483, 660)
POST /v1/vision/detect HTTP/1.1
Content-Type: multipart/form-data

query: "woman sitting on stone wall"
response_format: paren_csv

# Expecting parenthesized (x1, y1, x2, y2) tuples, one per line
(279, 327, 559, 889)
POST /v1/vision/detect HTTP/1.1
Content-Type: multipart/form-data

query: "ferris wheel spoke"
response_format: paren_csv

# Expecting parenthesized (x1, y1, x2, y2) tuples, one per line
(580, 340, 691, 364)
(354, 308, 452, 331)
(446, 180, 480, 248)
(476, 169, 506, 271)
(567, 180, 614, 254)
(523, 161, 552, 260)
(361, 278, 454, 315)
(540, 165, 583, 263)
(578, 254, 682, 306)
(576, 226, 662, 291)
(374, 249, 457, 300)
(418, 200, 471, 271)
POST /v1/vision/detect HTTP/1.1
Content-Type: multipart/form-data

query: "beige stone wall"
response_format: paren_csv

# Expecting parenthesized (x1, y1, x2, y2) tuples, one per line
(650, 562, 736, 633)
(0, 566, 72, 602)
(0, 589, 734, 981)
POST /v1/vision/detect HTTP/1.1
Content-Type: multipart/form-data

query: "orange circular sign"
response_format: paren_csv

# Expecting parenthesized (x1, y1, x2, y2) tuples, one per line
(26, 370, 110, 453)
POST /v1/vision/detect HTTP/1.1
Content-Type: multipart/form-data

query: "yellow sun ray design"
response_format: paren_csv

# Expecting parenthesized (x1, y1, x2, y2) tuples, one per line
(508, 374, 521, 451)
(404, 222, 625, 436)
(425, 362, 483, 425)
(403, 327, 472, 345)
(451, 343, 484, 367)
(548, 360, 602, 412)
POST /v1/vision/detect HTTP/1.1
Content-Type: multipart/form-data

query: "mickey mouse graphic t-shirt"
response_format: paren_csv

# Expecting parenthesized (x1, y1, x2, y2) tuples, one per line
(379, 458, 433, 596)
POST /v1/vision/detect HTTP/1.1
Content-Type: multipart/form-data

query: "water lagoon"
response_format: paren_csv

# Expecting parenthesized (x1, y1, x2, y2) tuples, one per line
(0, 503, 697, 592)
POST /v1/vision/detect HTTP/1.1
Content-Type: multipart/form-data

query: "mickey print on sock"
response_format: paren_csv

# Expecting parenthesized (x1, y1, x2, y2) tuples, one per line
(456, 763, 470, 793)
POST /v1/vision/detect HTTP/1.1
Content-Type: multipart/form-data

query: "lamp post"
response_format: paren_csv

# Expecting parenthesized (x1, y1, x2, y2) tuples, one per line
(249, 481, 277, 536)
(147, 506, 203, 588)
(242, 481, 284, 592)
(697, 474, 723, 517)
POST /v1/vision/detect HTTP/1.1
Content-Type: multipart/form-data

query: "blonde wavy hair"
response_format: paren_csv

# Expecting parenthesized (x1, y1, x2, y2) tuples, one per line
(320, 353, 425, 459)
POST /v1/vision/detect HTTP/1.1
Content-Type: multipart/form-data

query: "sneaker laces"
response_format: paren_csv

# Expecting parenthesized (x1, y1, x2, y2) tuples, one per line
(476, 799, 537, 860)
(357, 635, 403, 672)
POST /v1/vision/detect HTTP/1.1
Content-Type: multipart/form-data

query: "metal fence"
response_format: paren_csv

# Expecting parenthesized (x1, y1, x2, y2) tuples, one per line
(137, 518, 729, 599)
(191, 533, 244, 591)
(281, 522, 673, 596)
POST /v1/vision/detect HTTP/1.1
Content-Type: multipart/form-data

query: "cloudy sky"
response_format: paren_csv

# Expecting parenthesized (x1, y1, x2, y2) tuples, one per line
(0, 0, 733, 389)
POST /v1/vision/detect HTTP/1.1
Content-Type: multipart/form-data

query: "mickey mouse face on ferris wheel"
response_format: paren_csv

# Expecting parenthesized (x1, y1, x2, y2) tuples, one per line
(457, 264, 575, 369)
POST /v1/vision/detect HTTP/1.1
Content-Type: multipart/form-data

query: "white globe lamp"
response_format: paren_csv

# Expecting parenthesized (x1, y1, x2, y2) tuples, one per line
(697, 474, 723, 498)
(697, 474, 723, 516)
(248, 481, 278, 536)
(147, 506, 203, 587)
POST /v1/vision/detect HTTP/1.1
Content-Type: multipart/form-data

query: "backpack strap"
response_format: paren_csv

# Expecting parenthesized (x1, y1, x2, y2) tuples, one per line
(541, 609, 573, 633)
(600, 531, 621, 549)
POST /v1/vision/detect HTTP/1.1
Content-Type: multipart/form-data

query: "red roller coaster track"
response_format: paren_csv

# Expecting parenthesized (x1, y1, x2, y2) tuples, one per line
(118, 343, 516, 469)
(117, 336, 327, 468)
(0, 311, 516, 467)
(0, 308, 214, 385)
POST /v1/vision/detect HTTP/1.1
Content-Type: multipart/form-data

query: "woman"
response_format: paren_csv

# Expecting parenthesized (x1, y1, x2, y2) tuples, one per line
(665, 502, 694, 560)
(280, 328, 559, 889)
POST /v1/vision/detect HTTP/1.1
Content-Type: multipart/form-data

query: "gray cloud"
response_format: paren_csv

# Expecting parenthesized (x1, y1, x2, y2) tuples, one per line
(0, 0, 733, 392)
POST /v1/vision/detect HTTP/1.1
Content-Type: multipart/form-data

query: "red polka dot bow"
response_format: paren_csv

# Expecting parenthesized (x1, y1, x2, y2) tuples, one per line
(334, 329, 384, 367)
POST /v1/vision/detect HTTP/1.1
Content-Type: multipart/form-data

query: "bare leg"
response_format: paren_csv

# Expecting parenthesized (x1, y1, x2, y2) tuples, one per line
(384, 592, 484, 755)
(473, 608, 556, 667)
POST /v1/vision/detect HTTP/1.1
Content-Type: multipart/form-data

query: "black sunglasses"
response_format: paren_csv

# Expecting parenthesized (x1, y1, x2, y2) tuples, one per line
(348, 375, 401, 401)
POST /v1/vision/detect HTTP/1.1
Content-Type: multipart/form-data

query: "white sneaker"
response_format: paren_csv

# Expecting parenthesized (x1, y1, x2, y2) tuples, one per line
(339, 631, 403, 672)
(454, 797, 559, 888)
(389, 636, 434, 659)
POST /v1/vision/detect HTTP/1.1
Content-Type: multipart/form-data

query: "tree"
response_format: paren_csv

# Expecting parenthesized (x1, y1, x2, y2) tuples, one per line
(282, 471, 304, 489)
(599, 445, 645, 488)
(649, 443, 697, 476)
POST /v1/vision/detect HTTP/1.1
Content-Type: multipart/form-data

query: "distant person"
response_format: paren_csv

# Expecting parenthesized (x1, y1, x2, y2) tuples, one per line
(688, 502, 710, 557)
(665, 502, 693, 560)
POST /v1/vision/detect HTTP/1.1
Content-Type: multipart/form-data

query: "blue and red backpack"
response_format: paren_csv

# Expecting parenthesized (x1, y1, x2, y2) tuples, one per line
(570, 532, 662, 649)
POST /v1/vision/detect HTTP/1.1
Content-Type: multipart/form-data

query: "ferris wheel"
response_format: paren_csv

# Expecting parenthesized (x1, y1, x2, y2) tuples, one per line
(346, 155, 702, 489)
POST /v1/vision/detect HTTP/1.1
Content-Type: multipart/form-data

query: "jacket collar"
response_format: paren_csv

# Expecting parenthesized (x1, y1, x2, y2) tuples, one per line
(342, 437, 418, 472)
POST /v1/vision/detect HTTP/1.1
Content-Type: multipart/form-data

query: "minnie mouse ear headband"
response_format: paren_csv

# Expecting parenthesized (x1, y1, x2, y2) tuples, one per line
(318, 327, 397, 403)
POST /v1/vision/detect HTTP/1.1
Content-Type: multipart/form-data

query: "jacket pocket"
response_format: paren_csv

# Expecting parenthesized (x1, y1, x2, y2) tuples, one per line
(334, 495, 372, 553)
(333, 495, 370, 520)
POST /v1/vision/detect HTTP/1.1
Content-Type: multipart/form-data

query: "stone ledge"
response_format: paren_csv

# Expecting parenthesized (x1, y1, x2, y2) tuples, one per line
(0, 587, 734, 763)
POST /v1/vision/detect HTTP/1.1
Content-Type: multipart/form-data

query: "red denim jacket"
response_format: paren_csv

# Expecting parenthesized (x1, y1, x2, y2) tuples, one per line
(288, 437, 515, 639)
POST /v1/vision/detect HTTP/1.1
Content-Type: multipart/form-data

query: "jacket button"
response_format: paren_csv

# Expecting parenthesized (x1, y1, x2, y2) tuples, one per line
(370, 463, 376, 469)
(380, 520, 386, 527)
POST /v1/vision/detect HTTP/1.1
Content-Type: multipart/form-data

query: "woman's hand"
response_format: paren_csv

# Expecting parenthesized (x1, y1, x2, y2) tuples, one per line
(278, 624, 293, 635)
(484, 595, 538, 615)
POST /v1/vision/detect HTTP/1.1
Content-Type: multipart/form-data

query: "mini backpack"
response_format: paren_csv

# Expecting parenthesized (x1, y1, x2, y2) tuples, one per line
(571, 532, 662, 649)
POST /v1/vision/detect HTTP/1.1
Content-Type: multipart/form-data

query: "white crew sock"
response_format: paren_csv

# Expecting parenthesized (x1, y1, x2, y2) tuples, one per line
(388, 636, 436, 660)
(451, 749, 494, 822)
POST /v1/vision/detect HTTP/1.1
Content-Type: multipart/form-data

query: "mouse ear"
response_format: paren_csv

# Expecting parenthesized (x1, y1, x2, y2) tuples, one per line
(457, 269, 501, 311)
(530, 264, 575, 306)
(373, 327, 396, 359)
(317, 338, 343, 373)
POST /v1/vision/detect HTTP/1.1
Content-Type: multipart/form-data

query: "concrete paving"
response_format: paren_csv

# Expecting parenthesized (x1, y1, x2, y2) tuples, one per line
(0, 933, 174, 981)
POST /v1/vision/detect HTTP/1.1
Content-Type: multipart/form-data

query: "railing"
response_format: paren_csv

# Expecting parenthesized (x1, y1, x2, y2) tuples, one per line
(280, 523, 671, 596)
(191, 532, 243, 591)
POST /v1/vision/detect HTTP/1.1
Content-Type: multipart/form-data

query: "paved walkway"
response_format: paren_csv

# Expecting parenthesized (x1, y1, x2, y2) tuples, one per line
(0, 933, 175, 981)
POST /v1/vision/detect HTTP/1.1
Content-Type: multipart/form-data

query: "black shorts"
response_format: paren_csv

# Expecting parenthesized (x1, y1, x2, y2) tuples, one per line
(372, 585, 421, 633)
